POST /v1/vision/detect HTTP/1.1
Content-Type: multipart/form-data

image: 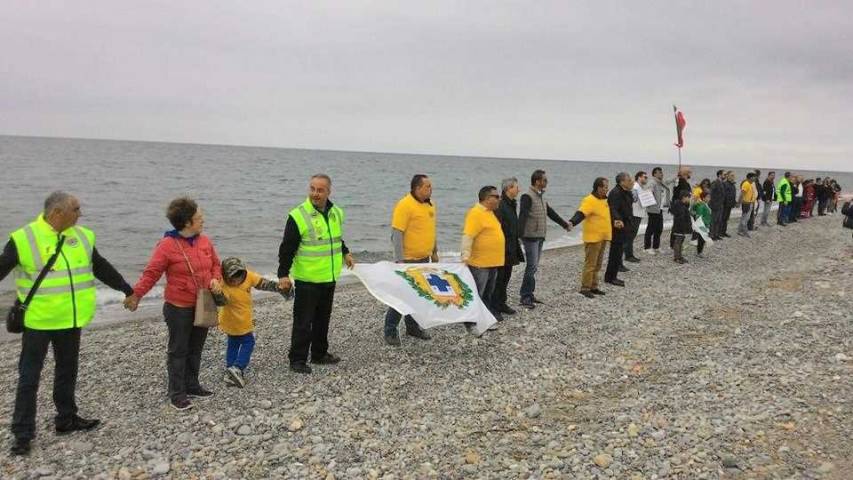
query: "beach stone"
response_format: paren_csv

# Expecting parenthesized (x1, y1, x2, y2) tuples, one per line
(721, 455, 739, 468)
(152, 462, 170, 476)
(35, 466, 55, 477)
(525, 403, 542, 418)
(289, 418, 304, 432)
(465, 450, 481, 464)
(817, 462, 835, 473)
(259, 400, 273, 409)
(69, 440, 93, 453)
(593, 453, 613, 468)
(236, 425, 253, 436)
(627, 423, 640, 437)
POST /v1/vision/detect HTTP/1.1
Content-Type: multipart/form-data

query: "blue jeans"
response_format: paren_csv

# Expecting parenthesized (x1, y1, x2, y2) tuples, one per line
(226, 333, 255, 371)
(383, 257, 429, 336)
(469, 266, 498, 311)
(520, 238, 544, 302)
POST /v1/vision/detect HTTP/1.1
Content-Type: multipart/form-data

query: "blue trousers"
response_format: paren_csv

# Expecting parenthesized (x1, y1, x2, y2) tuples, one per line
(226, 333, 255, 371)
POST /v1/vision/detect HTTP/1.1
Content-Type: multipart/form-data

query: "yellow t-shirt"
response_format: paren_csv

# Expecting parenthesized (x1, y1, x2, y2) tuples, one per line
(219, 270, 261, 336)
(391, 194, 437, 260)
(578, 194, 612, 243)
(741, 180, 756, 203)
(463, 204, 505, 268)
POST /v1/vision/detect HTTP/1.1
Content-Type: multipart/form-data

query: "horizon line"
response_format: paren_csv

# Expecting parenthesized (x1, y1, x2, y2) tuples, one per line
(1, 132, 850, 175)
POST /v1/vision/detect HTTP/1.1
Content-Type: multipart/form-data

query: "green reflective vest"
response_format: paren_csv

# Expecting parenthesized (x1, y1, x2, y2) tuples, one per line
(289, 199, 345, 283)
(776, 178, 792, 204)
(11, 215, 97, 330)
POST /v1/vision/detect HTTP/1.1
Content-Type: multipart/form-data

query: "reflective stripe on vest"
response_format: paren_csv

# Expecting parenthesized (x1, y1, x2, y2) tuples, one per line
(11, 215, 97, 330)
(289, 200, 345, 283)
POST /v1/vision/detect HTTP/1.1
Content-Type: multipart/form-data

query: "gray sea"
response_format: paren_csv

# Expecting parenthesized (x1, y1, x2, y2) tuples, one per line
(2, 135, 851, 313)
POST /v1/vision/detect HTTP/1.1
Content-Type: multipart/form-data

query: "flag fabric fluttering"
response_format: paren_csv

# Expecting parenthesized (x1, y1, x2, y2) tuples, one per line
(673, 105, 686, 148)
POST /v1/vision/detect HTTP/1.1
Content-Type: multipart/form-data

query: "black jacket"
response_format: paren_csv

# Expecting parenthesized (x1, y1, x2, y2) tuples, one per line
(724, 181, 737, 208)
(671, 201, 693, 235)
(762, 179, 776, 201)
(710, 179, 726, 210)
(607, 185, 634, 240)
(494, 196, 524, 266)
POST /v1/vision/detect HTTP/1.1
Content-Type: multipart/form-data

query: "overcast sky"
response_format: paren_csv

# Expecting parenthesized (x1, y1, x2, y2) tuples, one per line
(2, 1, 851, 171)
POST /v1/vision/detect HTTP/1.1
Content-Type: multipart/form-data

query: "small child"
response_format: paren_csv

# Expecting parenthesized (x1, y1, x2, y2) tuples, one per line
(219, 257, 288, 387)
(670, 190, 693, 264)
(690, 191, 712, 257)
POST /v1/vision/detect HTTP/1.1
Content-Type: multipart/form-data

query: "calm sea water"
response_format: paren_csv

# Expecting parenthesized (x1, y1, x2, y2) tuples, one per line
(2, 135, 851, 310)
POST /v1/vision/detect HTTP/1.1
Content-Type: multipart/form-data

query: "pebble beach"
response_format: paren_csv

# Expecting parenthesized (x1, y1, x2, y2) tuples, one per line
(1, 215, 851, 479)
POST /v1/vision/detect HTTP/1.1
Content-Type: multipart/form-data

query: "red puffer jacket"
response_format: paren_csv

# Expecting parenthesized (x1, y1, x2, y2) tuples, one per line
(133, 234, 222, 307)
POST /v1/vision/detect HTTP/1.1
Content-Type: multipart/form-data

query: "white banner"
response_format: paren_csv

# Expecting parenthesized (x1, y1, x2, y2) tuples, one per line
(352, 262, 497, 336)
(638, 189, 657, 208)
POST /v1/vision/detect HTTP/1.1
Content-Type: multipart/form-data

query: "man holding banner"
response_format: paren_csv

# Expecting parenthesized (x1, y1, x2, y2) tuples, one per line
(383, 174, 436, 346)
(461, 186, 506, 329)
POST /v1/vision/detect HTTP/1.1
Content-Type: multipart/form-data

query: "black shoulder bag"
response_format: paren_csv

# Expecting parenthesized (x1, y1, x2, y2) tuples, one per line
(6, 235, 66, 333)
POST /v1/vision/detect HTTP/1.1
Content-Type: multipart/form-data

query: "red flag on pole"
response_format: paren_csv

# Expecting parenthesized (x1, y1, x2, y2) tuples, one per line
(673, 105, 686, 148)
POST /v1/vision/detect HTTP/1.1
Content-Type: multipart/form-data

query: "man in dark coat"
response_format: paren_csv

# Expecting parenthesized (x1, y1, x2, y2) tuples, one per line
(709, 170, 726, 240)
(493, 177, 524, 315)
(604, 172, 634, 287)
(720, 171, 737, 237)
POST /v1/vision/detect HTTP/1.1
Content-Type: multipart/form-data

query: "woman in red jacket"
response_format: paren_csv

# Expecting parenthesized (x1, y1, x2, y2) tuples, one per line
(124, 197, 222, 411)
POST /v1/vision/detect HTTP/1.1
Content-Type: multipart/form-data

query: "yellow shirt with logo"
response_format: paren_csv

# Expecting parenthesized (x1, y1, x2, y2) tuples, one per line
(463, 203, 505, 268)
(219, 270, 261, 336)
(578, 194, 612, 243)
(741, 180, 756, 204)
(391, 193, 436, 260)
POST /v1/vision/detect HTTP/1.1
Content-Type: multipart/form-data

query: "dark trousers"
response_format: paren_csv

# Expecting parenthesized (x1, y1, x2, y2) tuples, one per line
(12, 327, 81, 440)
(673, 233, 686, 260)
(710, 207, 724, 239)
(164, 303, 208, 401)
(493, 264, 513, 309)
(818, 199, 827, 215)
(644, 212, 663, 249)
(697, 235, 706, 254)
(469, 266, 498, 311)
(289, 280, 336, 364)
(624, 216, 642, 258)
(384, 258, 428, 336)
(777, 203, 788, 224)
(747, 203, 757, 230)
(720, 207, 732, 235)
(604, 236, 624, 282)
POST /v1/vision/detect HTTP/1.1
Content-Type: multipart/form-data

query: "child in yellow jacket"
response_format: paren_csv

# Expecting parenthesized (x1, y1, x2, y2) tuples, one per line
(219, 257, 288, 387)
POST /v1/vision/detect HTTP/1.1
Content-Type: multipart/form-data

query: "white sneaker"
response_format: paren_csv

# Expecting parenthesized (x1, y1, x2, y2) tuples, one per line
(652, 249, 661, 255)
(226, 366, 245, 388)
(643, 249, 654, 255)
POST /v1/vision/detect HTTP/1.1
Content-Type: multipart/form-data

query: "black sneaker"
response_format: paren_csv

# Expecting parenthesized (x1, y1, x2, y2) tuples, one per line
(10, 438, 31, 456)
(532, 296, 546, 305)
(56, 415, 101, 435)
(605, 279, 625, 287)
(384, 334, 401, 347)
(171, 397, 193, 411)
(618, 265, 630, 273)
(290, 362, 312, 374)
(579, 290, 595, 298)
(497, 304, 517, 315)
(187, 387, 214, 399)
(590, 288, 606, 295)
(312, 353, 341, 365)
(625, 256, 641, 263)
(519, 298, 535, 309)
(406, 328, 431, 340)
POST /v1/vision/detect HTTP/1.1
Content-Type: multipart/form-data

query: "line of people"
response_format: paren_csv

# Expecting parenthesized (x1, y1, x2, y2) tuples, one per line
(1, 168, 844, 455)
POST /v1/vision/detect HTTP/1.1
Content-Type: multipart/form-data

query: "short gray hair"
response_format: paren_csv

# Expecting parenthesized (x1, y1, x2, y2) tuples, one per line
(615, 172, 631, 184)
(310, 173, 332, 186)
(43, 191, 74, 216)
(501, 177, 518, 193)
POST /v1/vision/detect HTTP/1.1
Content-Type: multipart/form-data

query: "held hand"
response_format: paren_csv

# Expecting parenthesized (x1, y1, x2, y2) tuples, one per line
(565, 222, 573, 232)
(209, 279, 222, 294)
(345, 253, 355, 269)
(123, 294, 140, 312)
(278, 277, 293, 292)
(614, 220, 624, 229)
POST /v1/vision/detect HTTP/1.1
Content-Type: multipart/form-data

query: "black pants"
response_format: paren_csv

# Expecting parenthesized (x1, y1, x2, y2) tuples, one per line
(493, 264, 513, 309)
(604, 236, 624, 282)
(818, 199, 827, 215)
(747, 203, 757, 230)
(720, 207, 732, 234)
(673, 233, 686, 260)
(697, 235, 706, 254)
(289, 280, 336, 364)
(709, 207, 723, 239)
(644, 212, 663, 249)
(164, 303, 208, 401)
(12, 327, 81, 440)
(624, 216, 642, 258)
